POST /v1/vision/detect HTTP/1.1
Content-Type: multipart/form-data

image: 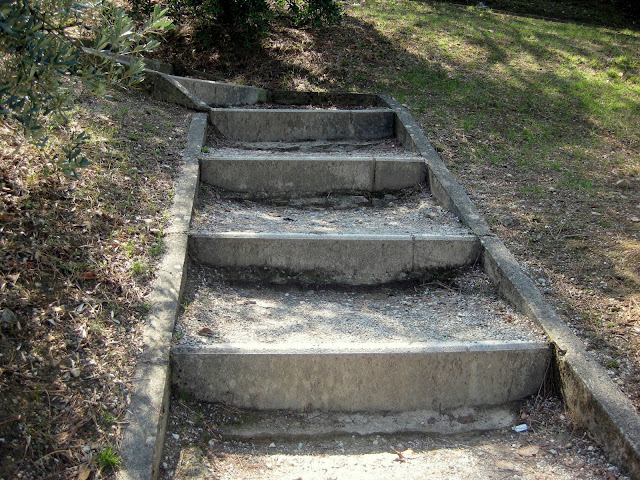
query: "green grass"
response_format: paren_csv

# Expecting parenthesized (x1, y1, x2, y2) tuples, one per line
(342, 0, 640, 182)
(97, 446, 121, 472)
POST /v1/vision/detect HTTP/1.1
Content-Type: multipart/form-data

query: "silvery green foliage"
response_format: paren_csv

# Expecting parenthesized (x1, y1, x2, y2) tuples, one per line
(0, 0, 172, 174)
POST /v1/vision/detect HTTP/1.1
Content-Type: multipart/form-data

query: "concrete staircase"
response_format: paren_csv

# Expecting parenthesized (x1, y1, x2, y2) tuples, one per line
(115, 71, 640, 480)
(169, 102, 551, 422)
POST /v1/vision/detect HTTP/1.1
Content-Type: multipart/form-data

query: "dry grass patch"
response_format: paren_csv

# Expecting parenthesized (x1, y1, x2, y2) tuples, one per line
(0, 82, 189, 479)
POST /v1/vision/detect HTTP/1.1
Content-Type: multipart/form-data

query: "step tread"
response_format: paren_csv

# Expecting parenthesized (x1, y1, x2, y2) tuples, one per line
(202, 138, 413, 156)
(175, 267, 546, 348)
(160, 396, 611, 480)
(192, 186, 469, 236)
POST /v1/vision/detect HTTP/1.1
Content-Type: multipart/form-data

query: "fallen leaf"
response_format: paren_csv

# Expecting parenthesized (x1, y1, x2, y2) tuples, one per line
(77, 464, 92, 480)
(517, 445, 540, 457)
(392, 448, 416, 462)
(81, 271, 97, 280)
(198, 327, 214, 336)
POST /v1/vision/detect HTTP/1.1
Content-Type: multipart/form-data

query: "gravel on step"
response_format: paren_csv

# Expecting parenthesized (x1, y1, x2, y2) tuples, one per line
(202, 138, 414, 156)
(192, 185, 469, 236)
(175, 267, 546, 347)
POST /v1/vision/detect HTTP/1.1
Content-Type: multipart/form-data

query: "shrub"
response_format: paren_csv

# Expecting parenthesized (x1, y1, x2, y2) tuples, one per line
(287, 0, 342, 27)
(0, 0, 173, 175)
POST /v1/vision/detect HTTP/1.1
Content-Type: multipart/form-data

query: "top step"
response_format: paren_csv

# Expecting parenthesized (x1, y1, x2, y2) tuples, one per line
(209, 108, 395, 142)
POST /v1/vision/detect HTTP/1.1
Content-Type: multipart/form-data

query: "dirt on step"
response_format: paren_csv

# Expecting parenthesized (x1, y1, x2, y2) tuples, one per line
(159, 395, 629, 480)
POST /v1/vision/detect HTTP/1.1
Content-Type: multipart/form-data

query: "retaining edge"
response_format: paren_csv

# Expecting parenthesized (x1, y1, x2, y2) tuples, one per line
(382, 94, 640, 479)
(117, 112, 207, 480)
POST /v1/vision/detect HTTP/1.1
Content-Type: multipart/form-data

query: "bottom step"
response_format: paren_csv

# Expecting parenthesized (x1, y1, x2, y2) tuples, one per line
(159, 396, 618, 480)
(171, 342, 551, 412)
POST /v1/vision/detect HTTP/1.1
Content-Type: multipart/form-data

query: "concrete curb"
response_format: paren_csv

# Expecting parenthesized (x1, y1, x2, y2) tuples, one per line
(117, 112, 207, 480)
(383, 95, 640, 478)
(171, 341, 551, 412)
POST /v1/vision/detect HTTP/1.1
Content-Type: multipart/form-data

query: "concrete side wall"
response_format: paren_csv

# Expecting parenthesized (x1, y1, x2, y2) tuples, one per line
(209, 109, 395, 142)
(171, 342, 551, 412)
(199, 156, 427, 193)
(146, 71, 210, 111)
(190, 233, 481, 285)
(174, 77, 267, 106)
(117, 113, 208, 480)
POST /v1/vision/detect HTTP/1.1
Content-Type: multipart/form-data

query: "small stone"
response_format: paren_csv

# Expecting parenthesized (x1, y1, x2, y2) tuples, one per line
(550, 449, 558, 456)
(616, 178, 632, 189)
(70, 368, 81, 378)
(172, 433, 180, 441)
(1, 309, 18, 328)
(536, 278, 547, 286)
(268, 442, 276, 448)
(500, 216, 518, 227)
(631, 217, 640, 223)
(617, 379, 625, 386)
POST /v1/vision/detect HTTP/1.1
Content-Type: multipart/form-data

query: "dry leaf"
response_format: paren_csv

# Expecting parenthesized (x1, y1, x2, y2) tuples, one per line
(81, 271, 97, 280)
(198, 327, 214, 336)
(77, 464, 92, 480)
(517, 445, 540, 457)
(393, 448, 416, 462)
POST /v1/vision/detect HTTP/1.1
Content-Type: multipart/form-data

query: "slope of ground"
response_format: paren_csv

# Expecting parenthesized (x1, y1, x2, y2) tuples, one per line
(0, 85, 190, 479)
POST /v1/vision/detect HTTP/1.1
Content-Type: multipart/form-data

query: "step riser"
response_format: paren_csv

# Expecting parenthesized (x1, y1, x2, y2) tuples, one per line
(189, 234, 481, 285)
(200, 157, 427, 193)
(209, 109, 395, 142)
(171, 343, 551, 412)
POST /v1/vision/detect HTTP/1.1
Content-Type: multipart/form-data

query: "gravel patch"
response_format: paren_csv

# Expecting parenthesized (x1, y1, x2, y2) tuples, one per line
(192, 185, 470, 236)
(175, 267, 546, 347)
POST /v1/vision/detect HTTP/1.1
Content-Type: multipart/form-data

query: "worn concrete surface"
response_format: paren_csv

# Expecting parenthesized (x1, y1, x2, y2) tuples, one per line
(171, 341, 551, 412)
(209, 108, 395, 142)
(189, 233, 481, 285)
(199, 156, 426, 194)
(217, 404, 520, 438)
(117, 112, 208, 480)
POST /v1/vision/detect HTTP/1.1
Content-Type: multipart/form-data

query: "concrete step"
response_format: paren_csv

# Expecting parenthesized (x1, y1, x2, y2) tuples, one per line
(160, 394, 614, 480)
(190, 185, 478, 284)
(189, 233, 481, 285)
(171, 268, 549, 412)
(192, 184, 469, 236)
(199, 156, 426, 194)
(209, 108, 395, 142)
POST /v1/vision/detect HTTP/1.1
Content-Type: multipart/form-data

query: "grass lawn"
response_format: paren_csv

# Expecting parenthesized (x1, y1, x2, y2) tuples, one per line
(1, 0, 639, 477)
